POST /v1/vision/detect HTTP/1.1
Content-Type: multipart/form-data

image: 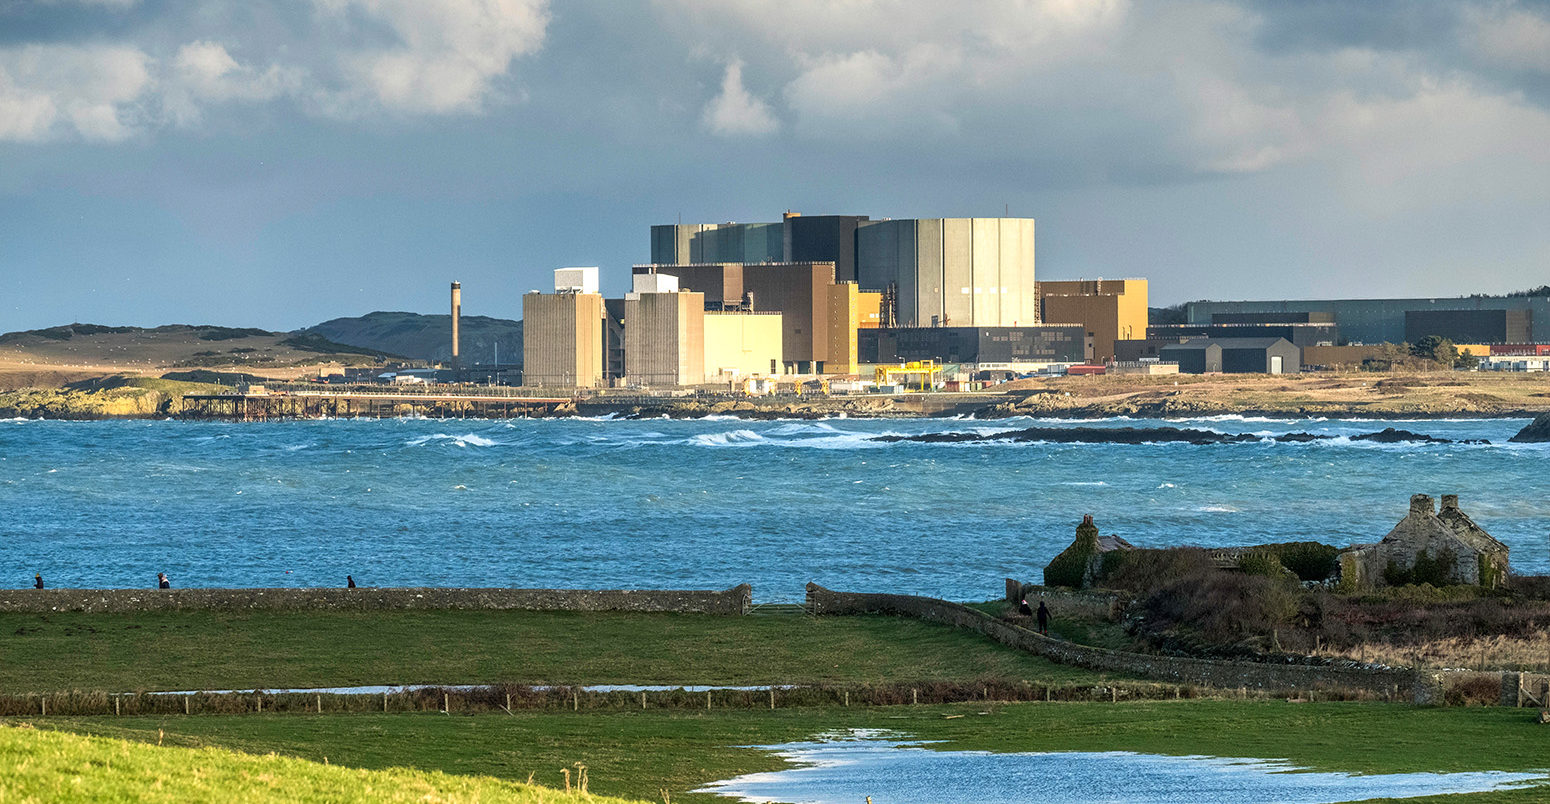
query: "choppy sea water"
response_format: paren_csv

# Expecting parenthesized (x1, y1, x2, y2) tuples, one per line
(695, 730, 1548, 803)
(1, 415, 1545, 600)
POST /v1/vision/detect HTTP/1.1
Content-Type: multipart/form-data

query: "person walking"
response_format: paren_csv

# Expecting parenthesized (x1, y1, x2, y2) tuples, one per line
(157, 572, 170, 589)
(33, 573, 43, 589)
(346, 575, 356, 589)
(1036, 599, 1051, 636)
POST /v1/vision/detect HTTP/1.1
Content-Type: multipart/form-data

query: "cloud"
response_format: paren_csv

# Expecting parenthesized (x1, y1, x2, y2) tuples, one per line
(0, 0, 551, 142)
(702, 59, 777, 136)
(0, 44, 151, 142)
(316, 0, 549, 115)
(163, 41, 299, 126)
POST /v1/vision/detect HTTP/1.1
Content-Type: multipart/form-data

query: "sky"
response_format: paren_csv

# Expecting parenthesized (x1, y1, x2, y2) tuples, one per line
(2, 0, 1548, 332)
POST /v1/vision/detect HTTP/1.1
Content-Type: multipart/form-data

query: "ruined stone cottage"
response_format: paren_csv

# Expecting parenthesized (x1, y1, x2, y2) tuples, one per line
(1340, 494, 1509, 589)
(1044, 514, 1136, 588)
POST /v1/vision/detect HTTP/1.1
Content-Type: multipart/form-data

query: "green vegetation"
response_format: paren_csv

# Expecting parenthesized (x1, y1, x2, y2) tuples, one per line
(278, 333, 400, 359)
(30, 702, 1550, 803)
(0, 375, 232, 419)
(0, 723, 640, 803)
(0, 610, 1111, 693)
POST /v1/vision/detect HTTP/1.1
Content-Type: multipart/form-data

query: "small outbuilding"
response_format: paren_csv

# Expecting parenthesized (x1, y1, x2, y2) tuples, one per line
(1159, 337, 1300, 374)
(1340, 494, 1510, 589)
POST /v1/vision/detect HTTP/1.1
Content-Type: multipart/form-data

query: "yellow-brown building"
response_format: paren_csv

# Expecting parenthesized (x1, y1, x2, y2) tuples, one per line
(624, 291, 705, 387)
(1039, 279, 1148, 363)
(522, 291, 604, 388)
(704, 311, 784, 383)
(824, 282, 885, 375)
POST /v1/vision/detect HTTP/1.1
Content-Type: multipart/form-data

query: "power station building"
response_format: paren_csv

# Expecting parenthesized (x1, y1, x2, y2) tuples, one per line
(633, 262, 880, 374)
(1187, 296, 1549, 344)
(651, 214, 1040, 329)
(1038, 279, 1148, 363)
(522, 268, 605, 388)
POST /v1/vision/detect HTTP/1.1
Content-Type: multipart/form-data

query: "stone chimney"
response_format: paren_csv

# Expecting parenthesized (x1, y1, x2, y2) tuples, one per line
(1440, 494, 1460, 512)
(1409, 494, 1435, 516)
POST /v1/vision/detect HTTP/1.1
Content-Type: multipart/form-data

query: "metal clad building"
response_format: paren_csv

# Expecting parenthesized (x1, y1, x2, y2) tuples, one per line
(1188, 297, 1550, 344)
(1404, 309, 1532, 344)
(859, 325, 1085, 366)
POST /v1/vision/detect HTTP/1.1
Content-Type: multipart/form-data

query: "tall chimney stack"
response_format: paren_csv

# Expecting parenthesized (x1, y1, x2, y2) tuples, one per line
(450, 281, 462, 366)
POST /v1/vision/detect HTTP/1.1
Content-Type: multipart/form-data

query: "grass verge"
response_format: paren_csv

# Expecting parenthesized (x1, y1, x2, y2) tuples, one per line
(0, 722, 642, 803)
(0, 610, 1115, 692)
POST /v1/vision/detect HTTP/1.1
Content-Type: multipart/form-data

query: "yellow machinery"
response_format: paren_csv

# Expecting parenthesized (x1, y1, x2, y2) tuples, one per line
(874, 360, 941, 391)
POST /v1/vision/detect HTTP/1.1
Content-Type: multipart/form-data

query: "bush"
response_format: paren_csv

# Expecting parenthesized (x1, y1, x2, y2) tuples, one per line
(1237, 552, 1285, 578)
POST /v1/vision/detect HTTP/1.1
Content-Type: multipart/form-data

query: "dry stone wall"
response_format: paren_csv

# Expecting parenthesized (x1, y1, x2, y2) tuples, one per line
(0, 585, 753, 616)
(811, 583, 1417, 700)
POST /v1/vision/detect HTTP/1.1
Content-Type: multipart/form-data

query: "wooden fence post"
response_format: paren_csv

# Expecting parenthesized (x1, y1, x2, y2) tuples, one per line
(184, 696, 190, 715)
(769, 688, 775, 710)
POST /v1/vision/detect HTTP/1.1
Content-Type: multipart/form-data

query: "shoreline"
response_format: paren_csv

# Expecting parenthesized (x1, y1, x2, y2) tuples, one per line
(4, 370, 1549, 422)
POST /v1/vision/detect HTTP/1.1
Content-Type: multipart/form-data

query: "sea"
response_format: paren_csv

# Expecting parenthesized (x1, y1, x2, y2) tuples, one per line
(1, 415, 1544, 601)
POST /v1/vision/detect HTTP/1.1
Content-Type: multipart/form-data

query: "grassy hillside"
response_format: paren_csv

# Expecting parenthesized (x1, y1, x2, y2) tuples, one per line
(0, 609, 1110, 693)
(0, 723, 640, 803)
(0, 324, 399, 389)
(302, 311, 521, 364)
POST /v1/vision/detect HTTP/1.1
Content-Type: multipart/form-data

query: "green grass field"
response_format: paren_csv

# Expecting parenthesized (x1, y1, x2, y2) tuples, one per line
(0, 610, 1113, 693)
(27, 701, 1550, 804)
(0, 723, 643, 803)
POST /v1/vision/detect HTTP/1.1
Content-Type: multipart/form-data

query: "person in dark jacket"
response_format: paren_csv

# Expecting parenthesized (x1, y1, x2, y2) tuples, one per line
(33, 573, 44, 589)
(1036, 600, 1051, 636)
(346, 575, 356, 589)
(157, 572, 170, 589)
(1018, 597, 1033, 616)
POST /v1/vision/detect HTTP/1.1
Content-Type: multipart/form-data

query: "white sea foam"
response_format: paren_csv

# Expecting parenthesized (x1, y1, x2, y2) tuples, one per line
(404, 433, 498, 448)
(1197, 504, 1241, 513)
(1063, 481, 1110, 486)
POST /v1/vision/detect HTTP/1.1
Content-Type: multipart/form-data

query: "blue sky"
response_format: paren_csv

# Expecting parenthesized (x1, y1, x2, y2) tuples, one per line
(2, 0, 1548, 332)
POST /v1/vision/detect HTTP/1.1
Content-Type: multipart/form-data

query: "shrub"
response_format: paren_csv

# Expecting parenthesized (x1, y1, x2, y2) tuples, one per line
(1237, 552, 1285, 578)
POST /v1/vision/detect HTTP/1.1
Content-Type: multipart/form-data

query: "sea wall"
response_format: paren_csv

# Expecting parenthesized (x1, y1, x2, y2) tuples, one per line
(0, 585, 753, 616)
(809, 583, 1418, 700)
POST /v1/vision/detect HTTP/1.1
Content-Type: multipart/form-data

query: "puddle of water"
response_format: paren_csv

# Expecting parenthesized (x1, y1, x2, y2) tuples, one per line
(696, 730, 1547, 804)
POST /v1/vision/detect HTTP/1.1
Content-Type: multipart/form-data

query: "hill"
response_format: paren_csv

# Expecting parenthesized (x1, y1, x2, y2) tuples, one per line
(1, 724, 640, 803)
(0, 324, 401, 390)
(301, 311, 522, 365)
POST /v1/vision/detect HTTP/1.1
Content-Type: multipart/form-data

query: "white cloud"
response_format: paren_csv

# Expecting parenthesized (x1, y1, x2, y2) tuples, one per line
(0, 44, 151, 142)
(163, 41, 300, 126)
(702, 59, 777, 137)
(0, 0, 552, 142)
(317, 0, 549, 115)
(1465, 5, 1550, 72)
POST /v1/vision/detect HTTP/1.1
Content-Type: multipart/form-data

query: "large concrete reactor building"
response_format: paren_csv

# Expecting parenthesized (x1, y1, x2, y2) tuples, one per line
(651, 213, 1039, 330)
(855, 217, 1038, 329)
(522, 269, 604, 388)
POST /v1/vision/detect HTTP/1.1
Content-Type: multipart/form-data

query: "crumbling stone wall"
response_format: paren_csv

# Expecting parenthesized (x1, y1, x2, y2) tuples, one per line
(0, 585, 753, 616)
(1005, 579, 1122, 622)
(810, 583, 1417, 700)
